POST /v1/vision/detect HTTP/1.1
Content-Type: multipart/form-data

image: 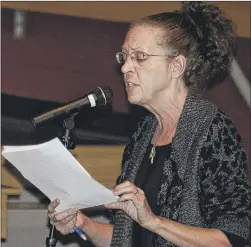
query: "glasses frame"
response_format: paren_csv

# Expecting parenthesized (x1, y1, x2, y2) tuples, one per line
(116, 51, 169, 65)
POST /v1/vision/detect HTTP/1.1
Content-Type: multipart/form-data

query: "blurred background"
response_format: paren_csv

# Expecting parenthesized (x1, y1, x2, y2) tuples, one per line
(1, 2, 250, 246)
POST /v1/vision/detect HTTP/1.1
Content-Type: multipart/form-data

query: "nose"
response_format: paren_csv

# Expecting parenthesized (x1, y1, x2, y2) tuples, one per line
(121, 55, 134, 74)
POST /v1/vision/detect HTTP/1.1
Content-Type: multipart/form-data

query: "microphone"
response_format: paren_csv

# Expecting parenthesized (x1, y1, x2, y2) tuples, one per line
(32, 87, 113, 126)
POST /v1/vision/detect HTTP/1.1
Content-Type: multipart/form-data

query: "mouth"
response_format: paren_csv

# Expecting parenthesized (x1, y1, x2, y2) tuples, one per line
(125, 81, 138, 88)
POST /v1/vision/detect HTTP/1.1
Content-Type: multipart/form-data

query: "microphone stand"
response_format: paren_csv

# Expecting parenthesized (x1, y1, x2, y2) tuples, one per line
(46, 112, 78, 247)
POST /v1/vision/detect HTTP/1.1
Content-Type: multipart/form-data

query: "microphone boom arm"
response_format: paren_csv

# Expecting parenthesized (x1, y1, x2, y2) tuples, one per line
(32, 87, 113, 126)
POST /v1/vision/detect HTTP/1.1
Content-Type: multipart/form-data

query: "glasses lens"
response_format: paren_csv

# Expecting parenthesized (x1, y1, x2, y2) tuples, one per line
(135, 51, 147, 62)
(116, 52, 126, 64)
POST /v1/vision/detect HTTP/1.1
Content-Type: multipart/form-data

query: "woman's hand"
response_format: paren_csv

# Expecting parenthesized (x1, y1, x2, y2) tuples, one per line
(47, 198, 85, 235)
(104, 181, 156, 228)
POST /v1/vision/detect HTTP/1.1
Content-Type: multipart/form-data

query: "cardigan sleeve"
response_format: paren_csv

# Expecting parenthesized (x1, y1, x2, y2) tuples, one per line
(199, 110, 251, 243)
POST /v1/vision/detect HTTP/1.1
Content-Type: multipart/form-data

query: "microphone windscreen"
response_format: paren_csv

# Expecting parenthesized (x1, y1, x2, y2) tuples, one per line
(95, 87, 113, 106)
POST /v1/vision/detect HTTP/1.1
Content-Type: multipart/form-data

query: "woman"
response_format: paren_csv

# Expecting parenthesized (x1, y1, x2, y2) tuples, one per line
(48, 2, 251, 247)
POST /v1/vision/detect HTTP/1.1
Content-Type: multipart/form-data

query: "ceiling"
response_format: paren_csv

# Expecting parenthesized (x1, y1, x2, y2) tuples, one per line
(1, 1, 250, 38)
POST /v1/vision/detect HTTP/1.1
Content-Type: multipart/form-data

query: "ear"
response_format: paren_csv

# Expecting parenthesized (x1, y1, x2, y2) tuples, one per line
(168, 55, 186, 79)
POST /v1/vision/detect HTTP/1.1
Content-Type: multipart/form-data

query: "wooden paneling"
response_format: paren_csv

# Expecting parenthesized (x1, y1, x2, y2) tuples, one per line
(1, 1, 250, 38)
(1, 188, 20, 239)
(2, 166, 21, 189)
(72, 145, 125, 187)
(1, 193, 7, 239)
(1, 155, 21, 239)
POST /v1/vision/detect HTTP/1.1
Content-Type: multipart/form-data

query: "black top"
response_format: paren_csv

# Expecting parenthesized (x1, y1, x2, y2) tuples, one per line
(132, 143, 246, 247)
(132, 143, 172, 247)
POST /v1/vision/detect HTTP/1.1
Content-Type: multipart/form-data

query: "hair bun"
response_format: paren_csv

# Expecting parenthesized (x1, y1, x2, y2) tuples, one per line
(181, 1, 227, 30)
(180, 1, 235, 53)
(180, 2, 209, 48)
(180, 1, 237, 88)
(181, 1, 207, 14)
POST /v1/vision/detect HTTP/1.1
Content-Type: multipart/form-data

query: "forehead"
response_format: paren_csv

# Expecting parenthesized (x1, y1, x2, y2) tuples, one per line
(122, 25, 164, 52)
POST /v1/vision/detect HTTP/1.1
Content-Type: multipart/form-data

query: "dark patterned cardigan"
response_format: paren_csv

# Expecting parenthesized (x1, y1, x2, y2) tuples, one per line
(110, 90, 251, 247)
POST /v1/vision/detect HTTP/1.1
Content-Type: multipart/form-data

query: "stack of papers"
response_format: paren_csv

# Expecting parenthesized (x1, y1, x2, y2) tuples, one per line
(2, 138, 118, 212)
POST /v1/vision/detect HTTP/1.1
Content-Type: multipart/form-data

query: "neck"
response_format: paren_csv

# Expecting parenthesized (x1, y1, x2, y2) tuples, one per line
(150, 87, 188, 146)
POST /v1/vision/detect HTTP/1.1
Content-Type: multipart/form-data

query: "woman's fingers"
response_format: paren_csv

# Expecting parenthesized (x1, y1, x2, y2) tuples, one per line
(47, 199, 60, 220)
(113, 181, 138, 196)
(47, 201, 80, 235)
(51, 212, 77, 227)
(112, 181, 145, 203)
(53, 208, 78, 222)
(113, 181, 133, 191)
(118, 188, 144, 202)
(118, 193, 135, 202)
(104, 201, 122, 209)
(48, 198, 60, 213)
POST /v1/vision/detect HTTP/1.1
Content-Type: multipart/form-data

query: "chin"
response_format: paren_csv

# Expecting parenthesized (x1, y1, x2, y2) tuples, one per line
(127, 95, 143, 106)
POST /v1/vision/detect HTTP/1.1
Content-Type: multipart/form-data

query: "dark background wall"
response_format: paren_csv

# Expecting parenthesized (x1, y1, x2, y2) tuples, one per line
(2, 8, 129, 112)
(1, 8, 250, 178)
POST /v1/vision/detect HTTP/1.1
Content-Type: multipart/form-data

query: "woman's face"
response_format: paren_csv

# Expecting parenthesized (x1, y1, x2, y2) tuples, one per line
(121, 25, 171, 106)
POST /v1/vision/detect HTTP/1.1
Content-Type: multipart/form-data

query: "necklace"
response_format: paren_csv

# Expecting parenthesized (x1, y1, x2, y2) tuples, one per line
(149, 144, 156, 164)
(149, 122, 177, 164)
(149, 126, 159, 164)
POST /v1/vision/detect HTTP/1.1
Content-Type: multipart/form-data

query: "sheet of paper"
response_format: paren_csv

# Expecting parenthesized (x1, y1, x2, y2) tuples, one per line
(2, 138, 118, 212)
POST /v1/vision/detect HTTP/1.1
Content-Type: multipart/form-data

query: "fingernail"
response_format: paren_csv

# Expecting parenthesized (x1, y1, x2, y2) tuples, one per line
(113, 191, 118, 195)
(56, 198, 60, 203)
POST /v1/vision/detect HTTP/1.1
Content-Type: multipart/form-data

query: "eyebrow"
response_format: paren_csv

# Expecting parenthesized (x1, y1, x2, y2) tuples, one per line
(121, 46, 146, 52)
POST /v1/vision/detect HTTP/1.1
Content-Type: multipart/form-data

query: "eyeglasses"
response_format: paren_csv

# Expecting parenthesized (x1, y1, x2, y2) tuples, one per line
(116, 51, 168, 64)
